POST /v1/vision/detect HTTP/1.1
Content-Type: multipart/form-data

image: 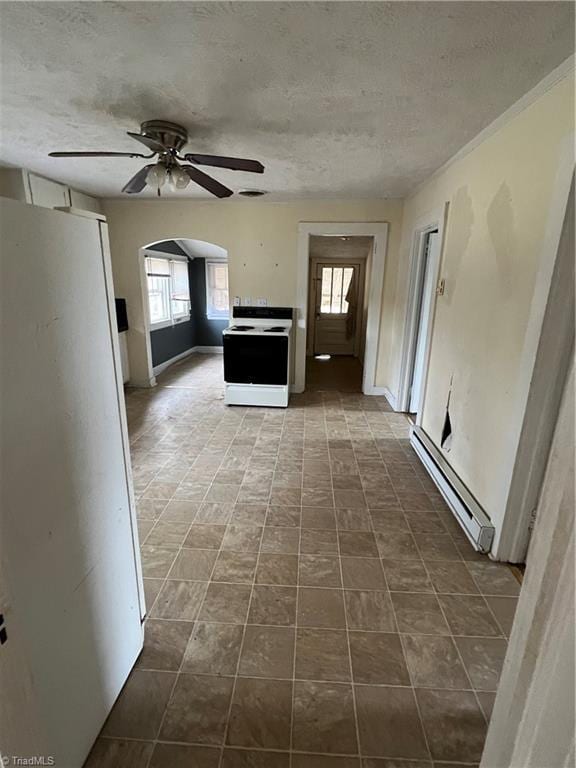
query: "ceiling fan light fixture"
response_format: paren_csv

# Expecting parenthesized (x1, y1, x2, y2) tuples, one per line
(146, 163, 168, 190)
(169, 166, 190, 190)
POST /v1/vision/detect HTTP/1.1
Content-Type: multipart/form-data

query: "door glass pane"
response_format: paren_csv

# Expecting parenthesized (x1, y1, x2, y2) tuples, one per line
(331, 267, 343, 313)
(342, 267, 354, 313)
(320, 267, 332, 313)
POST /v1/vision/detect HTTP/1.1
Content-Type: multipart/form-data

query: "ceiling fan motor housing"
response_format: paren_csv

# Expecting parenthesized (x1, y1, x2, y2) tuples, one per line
(140, 120, 188, 153)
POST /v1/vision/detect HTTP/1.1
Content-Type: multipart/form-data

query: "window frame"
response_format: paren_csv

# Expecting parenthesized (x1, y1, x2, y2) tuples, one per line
(205, 259, 230, 320)
(144, 252, 191, 331)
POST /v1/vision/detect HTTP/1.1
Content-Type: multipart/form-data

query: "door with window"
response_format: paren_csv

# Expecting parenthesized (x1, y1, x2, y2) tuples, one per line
(314, 262, 359, 355)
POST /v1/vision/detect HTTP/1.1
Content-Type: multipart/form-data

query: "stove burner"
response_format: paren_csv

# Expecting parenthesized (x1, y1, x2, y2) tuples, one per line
(229, 325, 255, 331)
(264, 326, 286, 332)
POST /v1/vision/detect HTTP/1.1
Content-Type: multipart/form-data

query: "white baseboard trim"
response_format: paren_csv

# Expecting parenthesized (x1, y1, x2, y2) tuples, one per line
(152, 347, 196, 376)
(195, 346, 223, 354)
(363, 384, 399, 409)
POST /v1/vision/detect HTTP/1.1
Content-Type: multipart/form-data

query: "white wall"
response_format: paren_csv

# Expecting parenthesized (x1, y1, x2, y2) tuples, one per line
(379, 69, 574, 553)
(102, 199, 403, 385)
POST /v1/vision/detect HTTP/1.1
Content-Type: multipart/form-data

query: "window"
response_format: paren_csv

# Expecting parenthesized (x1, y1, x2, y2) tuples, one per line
(145, 255, 191, 329)
(206, 261, 229, 319)
(320, 266, 354, 313)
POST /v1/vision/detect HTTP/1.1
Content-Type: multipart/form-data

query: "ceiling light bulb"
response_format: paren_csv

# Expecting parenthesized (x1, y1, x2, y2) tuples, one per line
(169, 166, 190, 190)
(146, 164, 168, 190)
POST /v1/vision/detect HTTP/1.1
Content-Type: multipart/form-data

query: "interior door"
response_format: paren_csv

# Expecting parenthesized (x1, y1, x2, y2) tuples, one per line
(0, 199, 144, 766)
(409, 231, 439, 413)
(314, 262, 357, 355)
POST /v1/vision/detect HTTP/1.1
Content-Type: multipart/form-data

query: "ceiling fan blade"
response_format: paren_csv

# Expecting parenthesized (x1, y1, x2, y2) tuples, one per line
(122, 164, 155, 194)
(127, 132, 166, 153)
(185, 154, 264, 174)
(182, 166, 233, 198)
(49, 151, 149, 158)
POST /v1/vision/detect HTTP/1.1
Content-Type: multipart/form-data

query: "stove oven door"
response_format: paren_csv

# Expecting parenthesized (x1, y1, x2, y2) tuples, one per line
(224, 334, 288, 385)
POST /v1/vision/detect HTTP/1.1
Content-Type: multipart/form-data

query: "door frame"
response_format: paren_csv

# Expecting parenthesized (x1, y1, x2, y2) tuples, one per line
(295, 222, 388, 394)
(307, 257, 367, 358)
(396, 204, 447, 422)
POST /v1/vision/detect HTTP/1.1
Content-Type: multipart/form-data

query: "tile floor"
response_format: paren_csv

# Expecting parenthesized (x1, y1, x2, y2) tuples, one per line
(85, 353, 521, 768)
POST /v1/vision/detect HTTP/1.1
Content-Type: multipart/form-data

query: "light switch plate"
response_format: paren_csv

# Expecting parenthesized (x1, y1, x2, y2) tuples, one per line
(233, 296, 241, 306)
(256, 297, 268, 307)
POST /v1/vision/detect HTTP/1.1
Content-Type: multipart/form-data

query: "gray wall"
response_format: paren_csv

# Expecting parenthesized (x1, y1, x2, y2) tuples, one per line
(150, 253, 227, 367)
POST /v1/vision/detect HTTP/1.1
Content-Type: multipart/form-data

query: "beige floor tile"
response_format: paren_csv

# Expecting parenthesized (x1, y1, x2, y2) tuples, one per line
(295, 627, 351, 682)
(349, 631, 410, 685)
(184, 524, 227, 549)
(182, 622, 244, 675)
(355, 685, 428, 759)
(222, 749, 290, 767)
(84, 738, 154, 768)
(298, 587, 346, 629)
(391, 593, 451, 635)
(344, 590, 396, 631)
(212, 551, 259, 584)
(381, 559, 433, 592)
(293, 681, 358, 755)
(136, 619, 193, 671)
(454, 637, 508, 691)
(300, 528, 338, 554)
(239, 625, 295, 679)
(160, 673, 234, 744)
(339, 531, 379, 557)
(261, 526, 300, 554)
(151, 580, 207, 621)
(227, 677, 292, 749)
(256, 553, 298, 585)
(438, 595, 502, 637)
(484, 595, 518, 636)
(102, 669, 175, 739)
(168, 549, 217, 580)
(341, 557, 385, 589)
(401, 634, 470, 689)
(140, 545, 178, 578)
(199, 583, 252, 624)
(415, 688, 487, 763)
(149, 743, 220, 767)
(299, 554, 342, 587)
(249, 585, 297, 626)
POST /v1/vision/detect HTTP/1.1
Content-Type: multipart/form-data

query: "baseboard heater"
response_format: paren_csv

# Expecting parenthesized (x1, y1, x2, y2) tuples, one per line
(410, 426, 495, 553)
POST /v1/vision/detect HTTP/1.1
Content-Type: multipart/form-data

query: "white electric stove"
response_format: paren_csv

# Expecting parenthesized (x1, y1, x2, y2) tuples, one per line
(223, 307, 293, 407)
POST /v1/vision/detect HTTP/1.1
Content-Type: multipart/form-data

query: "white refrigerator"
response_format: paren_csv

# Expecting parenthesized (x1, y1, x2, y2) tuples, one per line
(0, 198, 144, 766)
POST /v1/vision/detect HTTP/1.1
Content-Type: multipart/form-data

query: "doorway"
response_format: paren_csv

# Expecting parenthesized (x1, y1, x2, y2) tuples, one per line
(407, 229, 439, 416)
(295, 223, 388, 395)
(306, 236, 370, 392)
(397, 206, 446, 420)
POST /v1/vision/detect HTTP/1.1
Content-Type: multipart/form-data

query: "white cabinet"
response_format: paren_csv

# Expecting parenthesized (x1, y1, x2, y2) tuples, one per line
(0, 167, 102, 215)
(28, 172, 70, 208)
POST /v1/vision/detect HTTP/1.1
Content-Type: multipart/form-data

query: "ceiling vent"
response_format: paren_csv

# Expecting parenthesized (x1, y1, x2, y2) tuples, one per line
(238, 189, 268, 197)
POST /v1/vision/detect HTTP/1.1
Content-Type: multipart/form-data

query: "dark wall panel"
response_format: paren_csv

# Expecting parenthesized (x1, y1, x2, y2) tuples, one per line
(190, 258, 227, 347)
(150, 320, 194, 367)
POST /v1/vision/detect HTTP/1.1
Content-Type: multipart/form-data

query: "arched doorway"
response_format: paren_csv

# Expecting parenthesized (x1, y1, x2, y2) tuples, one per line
(139, 238, 229, 385)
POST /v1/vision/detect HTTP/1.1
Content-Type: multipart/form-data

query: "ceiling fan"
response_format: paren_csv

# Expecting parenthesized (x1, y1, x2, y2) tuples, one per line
(48, 120, 264, 198)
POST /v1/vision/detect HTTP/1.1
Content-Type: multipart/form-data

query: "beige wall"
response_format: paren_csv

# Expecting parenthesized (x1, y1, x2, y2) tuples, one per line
(380, 73, 574, 547)
(102, 198, 403, 385)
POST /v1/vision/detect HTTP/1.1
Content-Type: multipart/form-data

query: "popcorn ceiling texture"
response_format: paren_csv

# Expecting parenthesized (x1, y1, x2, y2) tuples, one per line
(0, 1, 572, 198)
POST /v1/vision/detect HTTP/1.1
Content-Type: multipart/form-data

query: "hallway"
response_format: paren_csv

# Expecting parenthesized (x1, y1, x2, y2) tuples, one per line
(86, 353, 521, 767)
(306, 355, 364, 393)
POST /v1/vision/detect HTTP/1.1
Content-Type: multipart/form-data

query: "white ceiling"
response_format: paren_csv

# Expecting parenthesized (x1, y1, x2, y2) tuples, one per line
(0, 2, 572, 200)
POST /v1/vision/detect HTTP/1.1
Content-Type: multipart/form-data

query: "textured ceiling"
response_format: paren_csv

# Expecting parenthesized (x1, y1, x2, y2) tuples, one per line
(0, 2, 573, 199)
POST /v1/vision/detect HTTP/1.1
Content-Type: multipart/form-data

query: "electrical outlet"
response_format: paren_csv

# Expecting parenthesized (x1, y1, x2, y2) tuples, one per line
(243, 297, 252, 306)
(233, 296, 241, 307)
(256, 297, 268, 307)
